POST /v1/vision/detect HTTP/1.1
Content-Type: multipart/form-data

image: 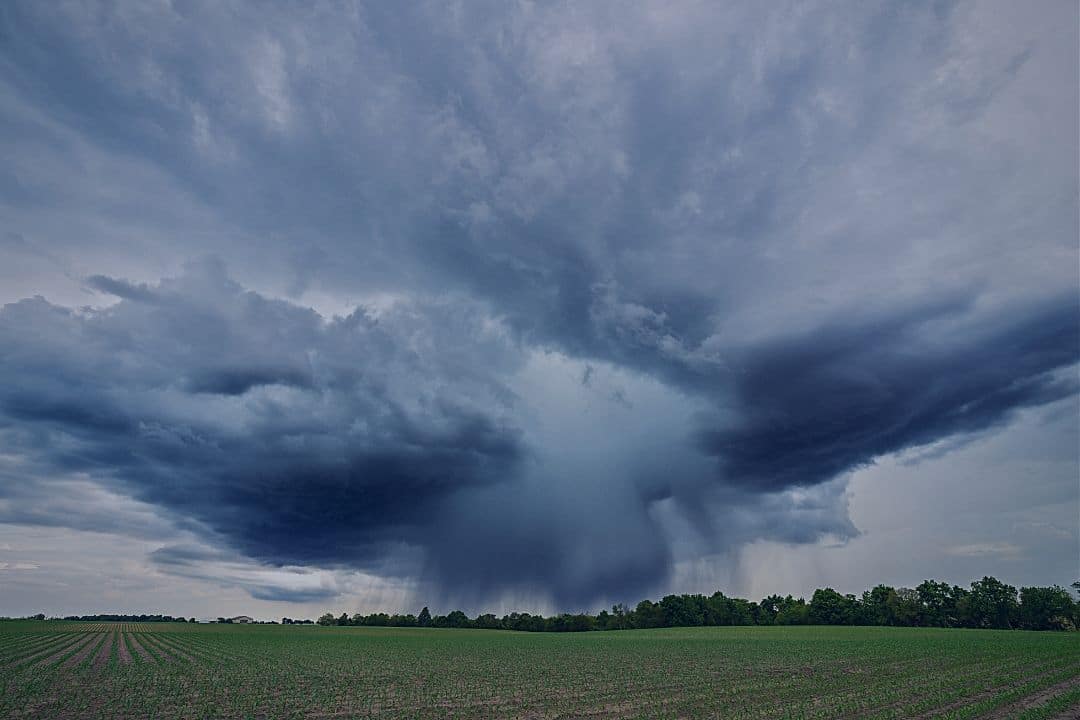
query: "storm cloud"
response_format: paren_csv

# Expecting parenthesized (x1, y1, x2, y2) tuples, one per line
(1, 260, 1074, 607)
(0, 261, 525, 573)
(0, 0, 1076, 611)
(697, 297, 1079, 492)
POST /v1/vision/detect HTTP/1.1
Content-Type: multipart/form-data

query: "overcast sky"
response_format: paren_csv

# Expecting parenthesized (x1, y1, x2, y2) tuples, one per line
(0, 1, 1076, 620)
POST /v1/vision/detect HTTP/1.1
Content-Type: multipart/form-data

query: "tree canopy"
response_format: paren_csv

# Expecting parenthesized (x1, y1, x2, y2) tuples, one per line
(317, 576, 1078, 633)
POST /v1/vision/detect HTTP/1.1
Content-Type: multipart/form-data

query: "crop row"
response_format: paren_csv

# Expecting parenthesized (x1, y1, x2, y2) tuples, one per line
(0, 624, 1076, 719)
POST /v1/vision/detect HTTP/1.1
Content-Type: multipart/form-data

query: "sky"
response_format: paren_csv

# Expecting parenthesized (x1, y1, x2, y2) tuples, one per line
(0, 1, 1077, 620)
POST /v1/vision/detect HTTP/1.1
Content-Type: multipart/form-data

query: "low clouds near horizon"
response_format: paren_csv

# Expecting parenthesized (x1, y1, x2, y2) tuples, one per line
(0, 0, 1076, 615)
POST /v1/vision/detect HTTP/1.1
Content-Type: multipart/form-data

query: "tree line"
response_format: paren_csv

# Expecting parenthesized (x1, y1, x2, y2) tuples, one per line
(317, 577, 1079, 632)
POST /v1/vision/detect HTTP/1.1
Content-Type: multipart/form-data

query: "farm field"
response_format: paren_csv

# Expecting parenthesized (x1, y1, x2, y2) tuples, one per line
(0, 622, 1077, 719)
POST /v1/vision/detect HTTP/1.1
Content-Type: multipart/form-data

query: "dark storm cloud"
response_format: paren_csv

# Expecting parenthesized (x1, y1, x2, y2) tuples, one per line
(0, 1, 988, 306)
(2, 266, 1077, 607)
(0, 1, 1076, 608)
(185, 366, 313, 395)
(0, 263, 525, 573)
(245, 585, 340, 604)
(0, 262, 882, 609)
(697, 298, 1080, 492)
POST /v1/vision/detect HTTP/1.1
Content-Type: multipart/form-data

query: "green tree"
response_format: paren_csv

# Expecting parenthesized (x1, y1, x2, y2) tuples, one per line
(809, 588, 858, 625)
(632, 600, 665, 628)
(1019, 586, 1076, 630)
(892, 588, 922, 627)
(916, 580, 956, 627)
(706, 592, 735, 625)
(316, 612, 335, 626)
(417, 606, 432, 627)
(862, 584, 899, 625)
(610, 604, 631, 630)
(660, 594, 706, 626)
(757, 595, 789, 625)
(968, 576, 1019, 629)
(775, 598, 810, 625)
(727, 598, 756, 625)
(474, 613, 502, 629)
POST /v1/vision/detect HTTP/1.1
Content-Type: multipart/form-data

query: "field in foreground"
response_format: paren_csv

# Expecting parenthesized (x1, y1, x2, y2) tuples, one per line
(0, 622, 1077, 719)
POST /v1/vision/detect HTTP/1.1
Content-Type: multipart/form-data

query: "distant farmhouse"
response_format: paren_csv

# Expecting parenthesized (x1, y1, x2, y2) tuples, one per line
(230, 615, 253, 624)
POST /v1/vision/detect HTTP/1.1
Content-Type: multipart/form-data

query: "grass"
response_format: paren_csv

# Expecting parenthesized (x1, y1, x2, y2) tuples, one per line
(0, 621, 1077, 719)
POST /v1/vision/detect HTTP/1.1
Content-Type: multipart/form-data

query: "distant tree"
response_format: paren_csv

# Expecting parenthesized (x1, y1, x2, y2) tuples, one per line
(570, 613, 597, 631)
(474, 613, 502, 630)
(1019, 586, 1076, 631)
(526, 614, 546, 632)
(809, 588, 858, 625)
(952, 585, 974, 627)
(775, 598, 810, 625)
(660, 594, 706, 627)
(892, 588, 922, 627)
(862, 585, 898, 625)
(915, 580, 955, 627)
(728, 598, 756, 626)
(245, 575, 1079, 635)
(968, 576, 1019, 629)
(31, 613, 45, 621)
(757, 595, 786, 626)
(546, 613, 595, 632)
(610, 604, 631, 630)
(706, 592, 734, 625)
(632, 600, 665, 629)
(503, 612, 545, 632)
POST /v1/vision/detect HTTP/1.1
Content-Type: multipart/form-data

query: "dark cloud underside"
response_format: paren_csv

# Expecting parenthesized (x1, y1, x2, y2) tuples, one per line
(0, 265, 1075, 605)
(698, 298, 1079, 491)
(0, 0, 1076, 608)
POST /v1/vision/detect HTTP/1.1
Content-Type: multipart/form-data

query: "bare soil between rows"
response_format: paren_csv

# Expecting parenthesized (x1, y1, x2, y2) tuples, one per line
(91, 633, 114, 671)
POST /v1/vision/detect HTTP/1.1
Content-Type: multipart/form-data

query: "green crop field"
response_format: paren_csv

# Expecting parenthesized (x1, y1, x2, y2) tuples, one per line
(0, 621, 1077, 719)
